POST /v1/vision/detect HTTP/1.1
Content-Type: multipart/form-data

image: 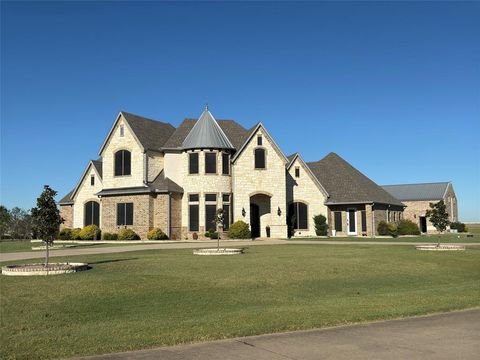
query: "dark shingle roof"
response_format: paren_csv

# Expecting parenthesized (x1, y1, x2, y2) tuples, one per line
(163, 118, 249, 151)
(121, 112, 176, 152)
(307, 152, 404, 206)
(381, 182, 450, 201)
(59, 190, 74, 205)
(92, 159, 103, 178)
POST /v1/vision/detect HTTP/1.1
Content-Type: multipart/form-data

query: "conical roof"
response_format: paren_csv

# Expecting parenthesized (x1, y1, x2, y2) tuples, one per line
(182, 107, 234, 150)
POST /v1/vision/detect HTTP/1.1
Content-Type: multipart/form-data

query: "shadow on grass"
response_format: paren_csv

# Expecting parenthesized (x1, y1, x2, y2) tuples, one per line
(88, 258, 138, 265)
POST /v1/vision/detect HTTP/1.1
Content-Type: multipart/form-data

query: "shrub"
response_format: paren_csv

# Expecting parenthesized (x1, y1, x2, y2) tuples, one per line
(102, 232, 118, 240)
(450, 222, 468, 233)
(228, 220, 251, 239)
(118, 229, 140, 240)
(397, 220, 421, 235)
(313, 214, 328, 236)
(387, 223, 398, 238)
(147, 228, 168, 240)
(71, 228, 82, 240)
(377, 221, 389, 236)
(204, 230, 219, 239)
(79, 224, 101, 240)
(58, 228, 73, 240)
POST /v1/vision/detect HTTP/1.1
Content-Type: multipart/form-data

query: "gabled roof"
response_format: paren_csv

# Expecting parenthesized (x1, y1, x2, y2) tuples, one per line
(163, 118, 249, 151)
(91, 159, 103, 178)
(99, 112, 175, 155)
(381, 182, 451, 201)
(307, 152, 404, 206)
(181, 108, 234, 150)
(59, 189, 74, 205)
(68, 160, 103, 201)
(287, 153, 329, 197)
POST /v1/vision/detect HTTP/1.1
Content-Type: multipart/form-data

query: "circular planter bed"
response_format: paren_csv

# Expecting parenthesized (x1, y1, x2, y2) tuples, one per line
(1, 263, 90, 276)
(193, 248, 243, 256)
(415, 245, 465, 251)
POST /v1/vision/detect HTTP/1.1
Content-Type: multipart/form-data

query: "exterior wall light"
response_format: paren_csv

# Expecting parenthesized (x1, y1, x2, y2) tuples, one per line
(277, 207, 282, 216)
(242, 208, 246, 217)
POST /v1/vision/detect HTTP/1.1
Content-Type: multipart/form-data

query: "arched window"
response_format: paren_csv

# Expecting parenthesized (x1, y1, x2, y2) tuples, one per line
(84, 201, 100, 227)
(114, 150, 131, 176)
(254, 148, 266, 169)
(288, 202, 308, 230)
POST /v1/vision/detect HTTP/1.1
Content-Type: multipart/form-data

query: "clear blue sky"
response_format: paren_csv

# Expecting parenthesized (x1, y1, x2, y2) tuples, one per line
(1, 1, 479, 221)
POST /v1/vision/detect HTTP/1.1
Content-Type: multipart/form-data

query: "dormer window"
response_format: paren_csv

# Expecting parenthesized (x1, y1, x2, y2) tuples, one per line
(90, 175, 95, 186)
(257, 135, 262, 146)
(114, 150, 131, 176)
(120, 125, 124, 137)
(254, 148, 266, 169)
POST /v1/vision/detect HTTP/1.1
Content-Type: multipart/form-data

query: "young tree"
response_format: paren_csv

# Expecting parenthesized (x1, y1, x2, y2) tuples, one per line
(426, 200, 450, 246)
(215, 208, 224, 251)
(31, 186, 63, 267)
(0, 205, 10, 239)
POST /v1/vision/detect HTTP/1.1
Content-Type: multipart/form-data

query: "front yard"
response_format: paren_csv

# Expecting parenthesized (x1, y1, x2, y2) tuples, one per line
(1, 244, 479, 359)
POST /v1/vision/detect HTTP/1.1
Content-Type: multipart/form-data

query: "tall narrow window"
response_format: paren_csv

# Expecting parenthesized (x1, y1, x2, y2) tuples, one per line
(254, 148, 266, 169)
(189, 152, 199, 174)
(222, 153, 230, 175)
(205, 194, 217, 232)
(84, 201, 100, 227)
(288, 202, 308, 230)
(205, 152, 217, 174)
(361, 210, 367, 232)
(295, 167, 300, 178)
(188, 194, 199, 232)
(334, 211, 342, 232)
(90, 175, 95, 186)
(117, 203, 133, 226)
(114, 150, 131, 176)
(222, 194, 230, 230)
(257, 135, 262, 145)
(120, 125, 124, 137)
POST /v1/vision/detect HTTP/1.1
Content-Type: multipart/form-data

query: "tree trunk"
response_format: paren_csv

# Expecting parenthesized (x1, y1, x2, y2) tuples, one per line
(45, 241, 49, 267)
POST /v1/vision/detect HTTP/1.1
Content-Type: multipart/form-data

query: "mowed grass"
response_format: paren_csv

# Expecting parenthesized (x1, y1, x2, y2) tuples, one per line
(1, 245, 479, 359)
(290, 234, 480, 243)
(0, 240, 142, 253)
(467, 223, 480, 234)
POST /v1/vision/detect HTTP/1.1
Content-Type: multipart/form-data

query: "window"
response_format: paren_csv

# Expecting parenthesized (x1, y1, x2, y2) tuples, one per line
(334, 211, 342, 232)
(257, 135, 262, 145)
(295, 167, 300, 178)
(117, 203, 133, 226)
(189, 152, 199, 174)
(84, 201, 100, 227)
(222, 153, 230, 175)
(205, 194, 217, 232)
(254, 148, 266, 169)
(361, 210, 367, 232)
(205, 152, 217, 174)
(288, 202, 308, 230)
(387, 209, 390, 222)
(188, 194, 199, 231)
(90, 175, 95, 186)
(222, 194, 231, 230)
(120, 125, 124, 137)
(114, 150, 131, 176)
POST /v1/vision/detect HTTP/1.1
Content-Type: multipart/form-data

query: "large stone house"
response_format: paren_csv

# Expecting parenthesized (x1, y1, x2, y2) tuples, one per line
(382, 182, 458, 233)
(59, 107, 405, 239)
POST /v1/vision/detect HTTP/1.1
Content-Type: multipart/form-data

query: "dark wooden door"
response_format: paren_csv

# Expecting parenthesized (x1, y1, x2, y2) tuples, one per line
(250, 204, 260, 238)
(419, 217, 427, 233)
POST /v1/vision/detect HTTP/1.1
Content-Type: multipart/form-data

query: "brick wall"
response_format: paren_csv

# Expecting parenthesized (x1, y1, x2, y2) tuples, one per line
(60, 205, 73, 229)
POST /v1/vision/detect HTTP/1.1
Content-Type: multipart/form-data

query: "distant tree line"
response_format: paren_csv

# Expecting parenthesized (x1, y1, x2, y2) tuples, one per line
(0, 205, 35, 240)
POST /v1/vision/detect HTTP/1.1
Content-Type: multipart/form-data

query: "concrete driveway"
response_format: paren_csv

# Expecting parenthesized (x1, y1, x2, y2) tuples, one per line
(77, 309, 480, 360)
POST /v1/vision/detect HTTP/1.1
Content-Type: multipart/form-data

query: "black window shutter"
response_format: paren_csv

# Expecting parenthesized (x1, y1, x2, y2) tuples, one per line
(189, 153, 199, 174)
(125, 203, 133, 225)
(254, 149, 265, 169)
(334, 212, 342, 231)
(189, 204, 199, 231)
(114, 152, 123, 176)
(123, 151, 131, 175)
(117, 203, 125, 225)
(205, 204, 217, 232)
(205, 153, 217, 174)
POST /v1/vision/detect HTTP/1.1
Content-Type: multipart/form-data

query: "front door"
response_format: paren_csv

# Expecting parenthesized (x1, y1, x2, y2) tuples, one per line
(250, 204, 260, 238)
(347, 208, 357, 235)
(419, 216, 427, 233)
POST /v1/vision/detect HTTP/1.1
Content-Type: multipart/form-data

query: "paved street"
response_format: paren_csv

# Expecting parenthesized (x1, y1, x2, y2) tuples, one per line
(1, 239, 479, 262)
(77, 309, 480, 360)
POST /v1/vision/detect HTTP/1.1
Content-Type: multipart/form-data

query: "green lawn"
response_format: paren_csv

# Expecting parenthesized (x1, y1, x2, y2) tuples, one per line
(290, 234, 480, 243)
(467, 223, 480, 234)
(0, 240, 142, 253)
(1, 245, 479, 359)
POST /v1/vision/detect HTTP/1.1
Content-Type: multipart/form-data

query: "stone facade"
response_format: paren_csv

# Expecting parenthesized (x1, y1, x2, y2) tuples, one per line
(60, 205, 73, 229)
(72, 164, 103, 228)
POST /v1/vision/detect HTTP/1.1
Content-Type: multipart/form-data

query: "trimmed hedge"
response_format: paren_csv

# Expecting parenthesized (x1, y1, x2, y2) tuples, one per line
(378, 221, 398, 237)
(228, 220, 251, 239)
(313, 214, 328, 236)
(118, 229, 140, 240)
(204, 230, 219, 239)
(397, 220, 421, 235)
(147, 228, 168, 240)
(79, 225, 101, 240)
(450, 222, 468, 233)
(102, 232, 118, 240)
(58, 228, 73, 240)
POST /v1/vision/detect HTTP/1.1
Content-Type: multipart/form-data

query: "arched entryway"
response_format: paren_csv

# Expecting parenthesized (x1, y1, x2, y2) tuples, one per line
(250, 193, 272, 238)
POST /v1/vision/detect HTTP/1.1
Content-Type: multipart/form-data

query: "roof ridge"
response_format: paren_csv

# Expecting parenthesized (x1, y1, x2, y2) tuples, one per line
(382, 181, 450, 187)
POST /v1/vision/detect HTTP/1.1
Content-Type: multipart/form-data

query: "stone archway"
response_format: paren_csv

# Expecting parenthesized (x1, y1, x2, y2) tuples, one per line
(250, 193, 272, 238)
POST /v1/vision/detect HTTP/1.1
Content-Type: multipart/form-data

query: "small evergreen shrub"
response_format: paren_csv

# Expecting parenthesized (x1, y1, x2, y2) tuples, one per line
(79, 225, 101, 240)
(228, 220, 251, 239)
(147, 228, 168, 240)
(118, 229, 140, 240)
(387, 223, 398, 238)
(102, 232, 118, 240)
(397, 220, 421, 235)
(58, 228, 73, 240)
(313, 214, 328, 236)
(377, 221, 389, 236)
(450, 222, 468, 233)
(204, 230, 219, 239)
(71, 228, 82, 240)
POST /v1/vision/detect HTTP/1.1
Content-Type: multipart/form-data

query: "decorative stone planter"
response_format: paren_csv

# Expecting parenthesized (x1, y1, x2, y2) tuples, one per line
(415, 245, 466, 251)
(1, 263, 90, 276)
(193, 248, 243, 256)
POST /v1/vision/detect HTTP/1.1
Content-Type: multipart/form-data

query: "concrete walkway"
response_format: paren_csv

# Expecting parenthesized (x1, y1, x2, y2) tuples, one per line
(77, 309, 480, 359)
(1, 239, 479, 262)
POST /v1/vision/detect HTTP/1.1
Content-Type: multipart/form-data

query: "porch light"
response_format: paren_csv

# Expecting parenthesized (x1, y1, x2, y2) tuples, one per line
(242, 207, 246, 217)
(277, 207, 282, 216)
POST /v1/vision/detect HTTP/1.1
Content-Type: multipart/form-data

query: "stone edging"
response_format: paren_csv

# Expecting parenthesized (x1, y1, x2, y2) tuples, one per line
(1, 263, 90, 276)
(193, 248, 243, 255)
(415, 245, 466, 251)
